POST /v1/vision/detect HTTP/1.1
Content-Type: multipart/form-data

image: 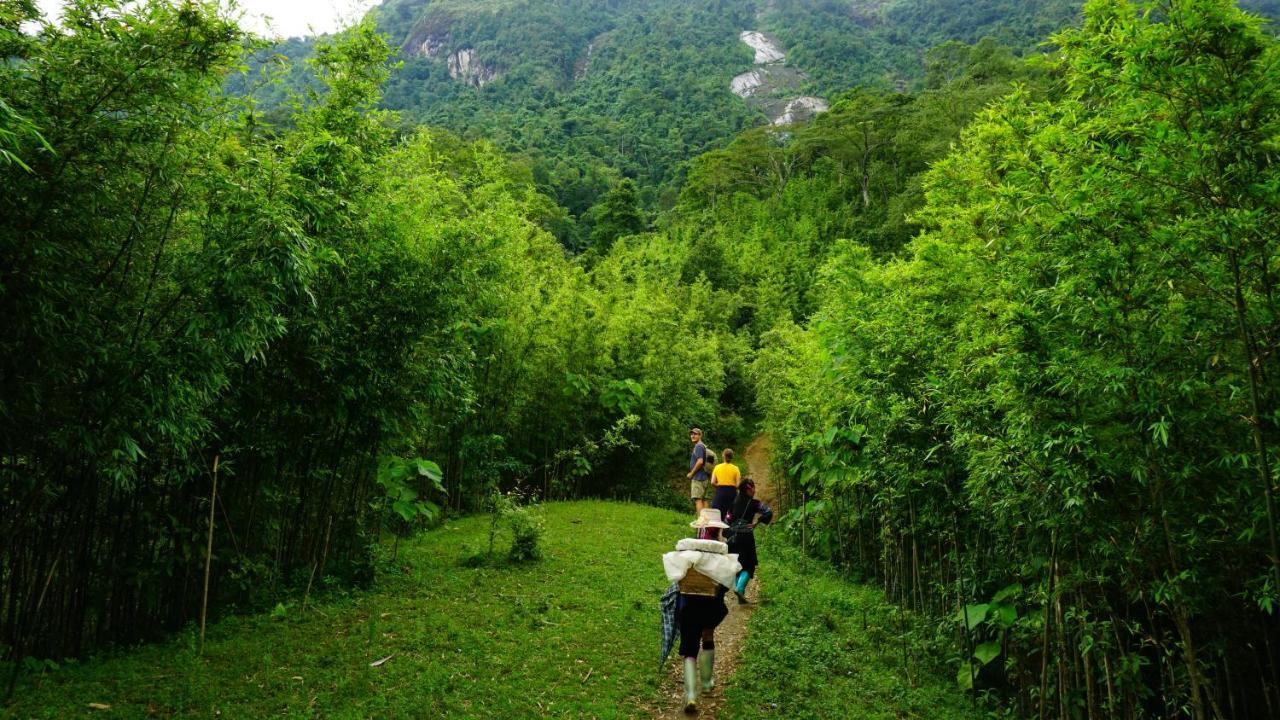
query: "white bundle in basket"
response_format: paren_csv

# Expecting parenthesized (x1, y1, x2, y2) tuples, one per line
(663, 537, 741, 589)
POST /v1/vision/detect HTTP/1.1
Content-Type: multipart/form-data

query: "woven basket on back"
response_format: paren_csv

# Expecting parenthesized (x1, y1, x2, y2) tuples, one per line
(678, 569, 719, 597)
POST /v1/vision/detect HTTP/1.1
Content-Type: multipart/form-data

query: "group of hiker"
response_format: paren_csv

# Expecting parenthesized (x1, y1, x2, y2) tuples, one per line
(661, 426, 774, 713)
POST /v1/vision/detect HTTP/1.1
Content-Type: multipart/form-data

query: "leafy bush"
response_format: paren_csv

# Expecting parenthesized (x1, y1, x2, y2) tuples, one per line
(477, 488, 543, 564)
(506, 505, 543, 563)
(751, 2, 1280, 716)
(0, 1, 740, 662)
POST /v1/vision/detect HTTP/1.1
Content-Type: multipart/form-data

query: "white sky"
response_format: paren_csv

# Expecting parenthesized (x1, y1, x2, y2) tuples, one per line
(34, 0, 381, 39)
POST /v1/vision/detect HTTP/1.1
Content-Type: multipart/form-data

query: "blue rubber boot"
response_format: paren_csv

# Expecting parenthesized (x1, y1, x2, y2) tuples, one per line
(734, 571, 749, 604)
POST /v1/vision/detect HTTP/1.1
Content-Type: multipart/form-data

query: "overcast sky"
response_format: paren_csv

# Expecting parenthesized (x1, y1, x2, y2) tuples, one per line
(34, 0, 381, 39)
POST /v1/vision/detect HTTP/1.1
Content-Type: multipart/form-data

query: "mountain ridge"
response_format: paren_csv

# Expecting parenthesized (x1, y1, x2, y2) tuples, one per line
(231, 0, 1280, 244)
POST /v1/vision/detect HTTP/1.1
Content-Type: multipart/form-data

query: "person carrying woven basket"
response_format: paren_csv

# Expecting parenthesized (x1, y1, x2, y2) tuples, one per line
(661, 508, 742, 714)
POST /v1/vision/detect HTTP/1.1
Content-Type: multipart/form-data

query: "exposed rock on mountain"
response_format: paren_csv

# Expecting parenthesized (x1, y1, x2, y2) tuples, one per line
(448, 48, 497, 86)
(730, 68, 765, 97)
(740, 30, 785, 63)
(404, 13, 451, 59)
(773, 96, 829, 125)
(730, 28, 827, 126)
(403, 11, 499, 87)
(415, 31, 448, 58)
(573, 39, 597, 81)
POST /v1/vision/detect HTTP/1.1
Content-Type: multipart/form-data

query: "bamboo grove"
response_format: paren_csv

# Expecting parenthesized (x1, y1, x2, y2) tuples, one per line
(751, 2, 1280, 717)
(6, 0, 1280, 717)
(0, 1, 738, 666)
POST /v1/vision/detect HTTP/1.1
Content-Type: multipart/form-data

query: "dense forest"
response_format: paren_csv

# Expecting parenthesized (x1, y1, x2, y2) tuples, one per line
(5, 0, 1280, 718)
(1, 0, 735, 667)
(234, 0, 1280, 248)
(229, 0, 1112, 246)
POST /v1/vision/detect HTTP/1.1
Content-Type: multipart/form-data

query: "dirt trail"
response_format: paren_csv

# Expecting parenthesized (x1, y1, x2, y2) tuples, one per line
(742, 434, 775, 508)
(650, 434, 772, 719)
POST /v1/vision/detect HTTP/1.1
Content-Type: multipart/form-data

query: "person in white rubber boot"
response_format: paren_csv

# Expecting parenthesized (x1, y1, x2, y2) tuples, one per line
(662, 508, 742, 714)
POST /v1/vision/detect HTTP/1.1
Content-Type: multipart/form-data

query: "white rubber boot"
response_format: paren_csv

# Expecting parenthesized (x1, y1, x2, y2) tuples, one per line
(683, 657, 699, 712)
(699, 648, 715, 693)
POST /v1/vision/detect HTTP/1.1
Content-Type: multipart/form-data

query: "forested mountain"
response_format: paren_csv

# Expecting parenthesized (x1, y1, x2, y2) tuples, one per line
(227, 0, 1100, 243)
(237, 0, 1279, 247)
(366, 0, 1079, 196)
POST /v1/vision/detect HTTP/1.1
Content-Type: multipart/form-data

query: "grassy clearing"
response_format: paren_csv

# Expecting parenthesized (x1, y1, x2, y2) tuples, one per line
(4, 501, 690, 719)
(723, 537, 988, 720)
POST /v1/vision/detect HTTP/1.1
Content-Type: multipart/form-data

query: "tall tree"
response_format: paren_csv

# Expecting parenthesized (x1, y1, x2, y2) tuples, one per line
(588, 178, 645, 253)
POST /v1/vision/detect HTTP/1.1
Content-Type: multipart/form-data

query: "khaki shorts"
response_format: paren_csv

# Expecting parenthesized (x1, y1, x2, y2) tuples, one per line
(690, 478, 710, 500)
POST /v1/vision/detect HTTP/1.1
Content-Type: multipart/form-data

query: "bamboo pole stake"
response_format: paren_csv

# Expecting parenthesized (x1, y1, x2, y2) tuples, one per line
(200, 455, 219, 653)
(305, 515, 333, 611)
(801, 490, 807, 555)
(1039, 530, 1058, 720)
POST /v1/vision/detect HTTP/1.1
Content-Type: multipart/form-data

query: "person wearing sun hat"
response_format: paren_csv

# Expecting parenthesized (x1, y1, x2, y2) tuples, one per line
(660, 508, 742, 713)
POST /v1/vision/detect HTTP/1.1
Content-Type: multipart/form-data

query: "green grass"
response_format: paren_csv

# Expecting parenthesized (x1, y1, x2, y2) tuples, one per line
(722, 537, 988, 720)
(4, 501, 691, 719)
(7, 502, 989, 720)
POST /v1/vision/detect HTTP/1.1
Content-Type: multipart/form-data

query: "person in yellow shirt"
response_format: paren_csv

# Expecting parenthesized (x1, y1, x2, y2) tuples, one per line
(709, 448, 740, 514)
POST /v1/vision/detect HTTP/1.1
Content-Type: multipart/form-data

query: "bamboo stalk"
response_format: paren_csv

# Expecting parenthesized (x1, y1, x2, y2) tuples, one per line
(199, 455, 219, 653)
(801, 489, 807, 555)
(1227, 249, 1280, 597)
(1039, 530, 1058, 720)
(1102, 650, 1116, 718)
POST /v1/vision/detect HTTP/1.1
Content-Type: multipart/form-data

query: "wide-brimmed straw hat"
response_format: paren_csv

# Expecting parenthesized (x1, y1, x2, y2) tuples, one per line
(690, 508, 729, 529)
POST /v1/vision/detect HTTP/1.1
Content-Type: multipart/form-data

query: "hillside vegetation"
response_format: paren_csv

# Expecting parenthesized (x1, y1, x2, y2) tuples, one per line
(1, 7, 738, 665)
(231, 0, 1116, 246)
(3, 502, 696, 718)
(725, 540, 983, 720)
(233, 0, 1279, 249)
(670, 2, 1280, 717)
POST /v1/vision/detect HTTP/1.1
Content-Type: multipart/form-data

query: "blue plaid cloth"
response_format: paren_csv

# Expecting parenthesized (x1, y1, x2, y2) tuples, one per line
(659, 582, 680, 670)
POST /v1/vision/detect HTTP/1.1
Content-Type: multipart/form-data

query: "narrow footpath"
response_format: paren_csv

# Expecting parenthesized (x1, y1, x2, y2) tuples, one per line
(650, 434, 774, 719)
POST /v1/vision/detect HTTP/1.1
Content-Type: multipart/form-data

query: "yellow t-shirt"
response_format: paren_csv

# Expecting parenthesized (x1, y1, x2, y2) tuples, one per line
(712, 462, 741, 487)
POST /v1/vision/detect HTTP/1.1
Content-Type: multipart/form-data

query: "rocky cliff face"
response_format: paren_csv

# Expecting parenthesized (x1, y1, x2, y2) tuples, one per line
(740, 30, 786, 63)
(405, 17, 499, 88)
(729, 29, 827, 126)
(574, 34, 608, 82)
(447, 48, 497, 87)
(773, 96, 830, 125)
(730, 68, 766, 97)
(404, 13, 451, 59)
